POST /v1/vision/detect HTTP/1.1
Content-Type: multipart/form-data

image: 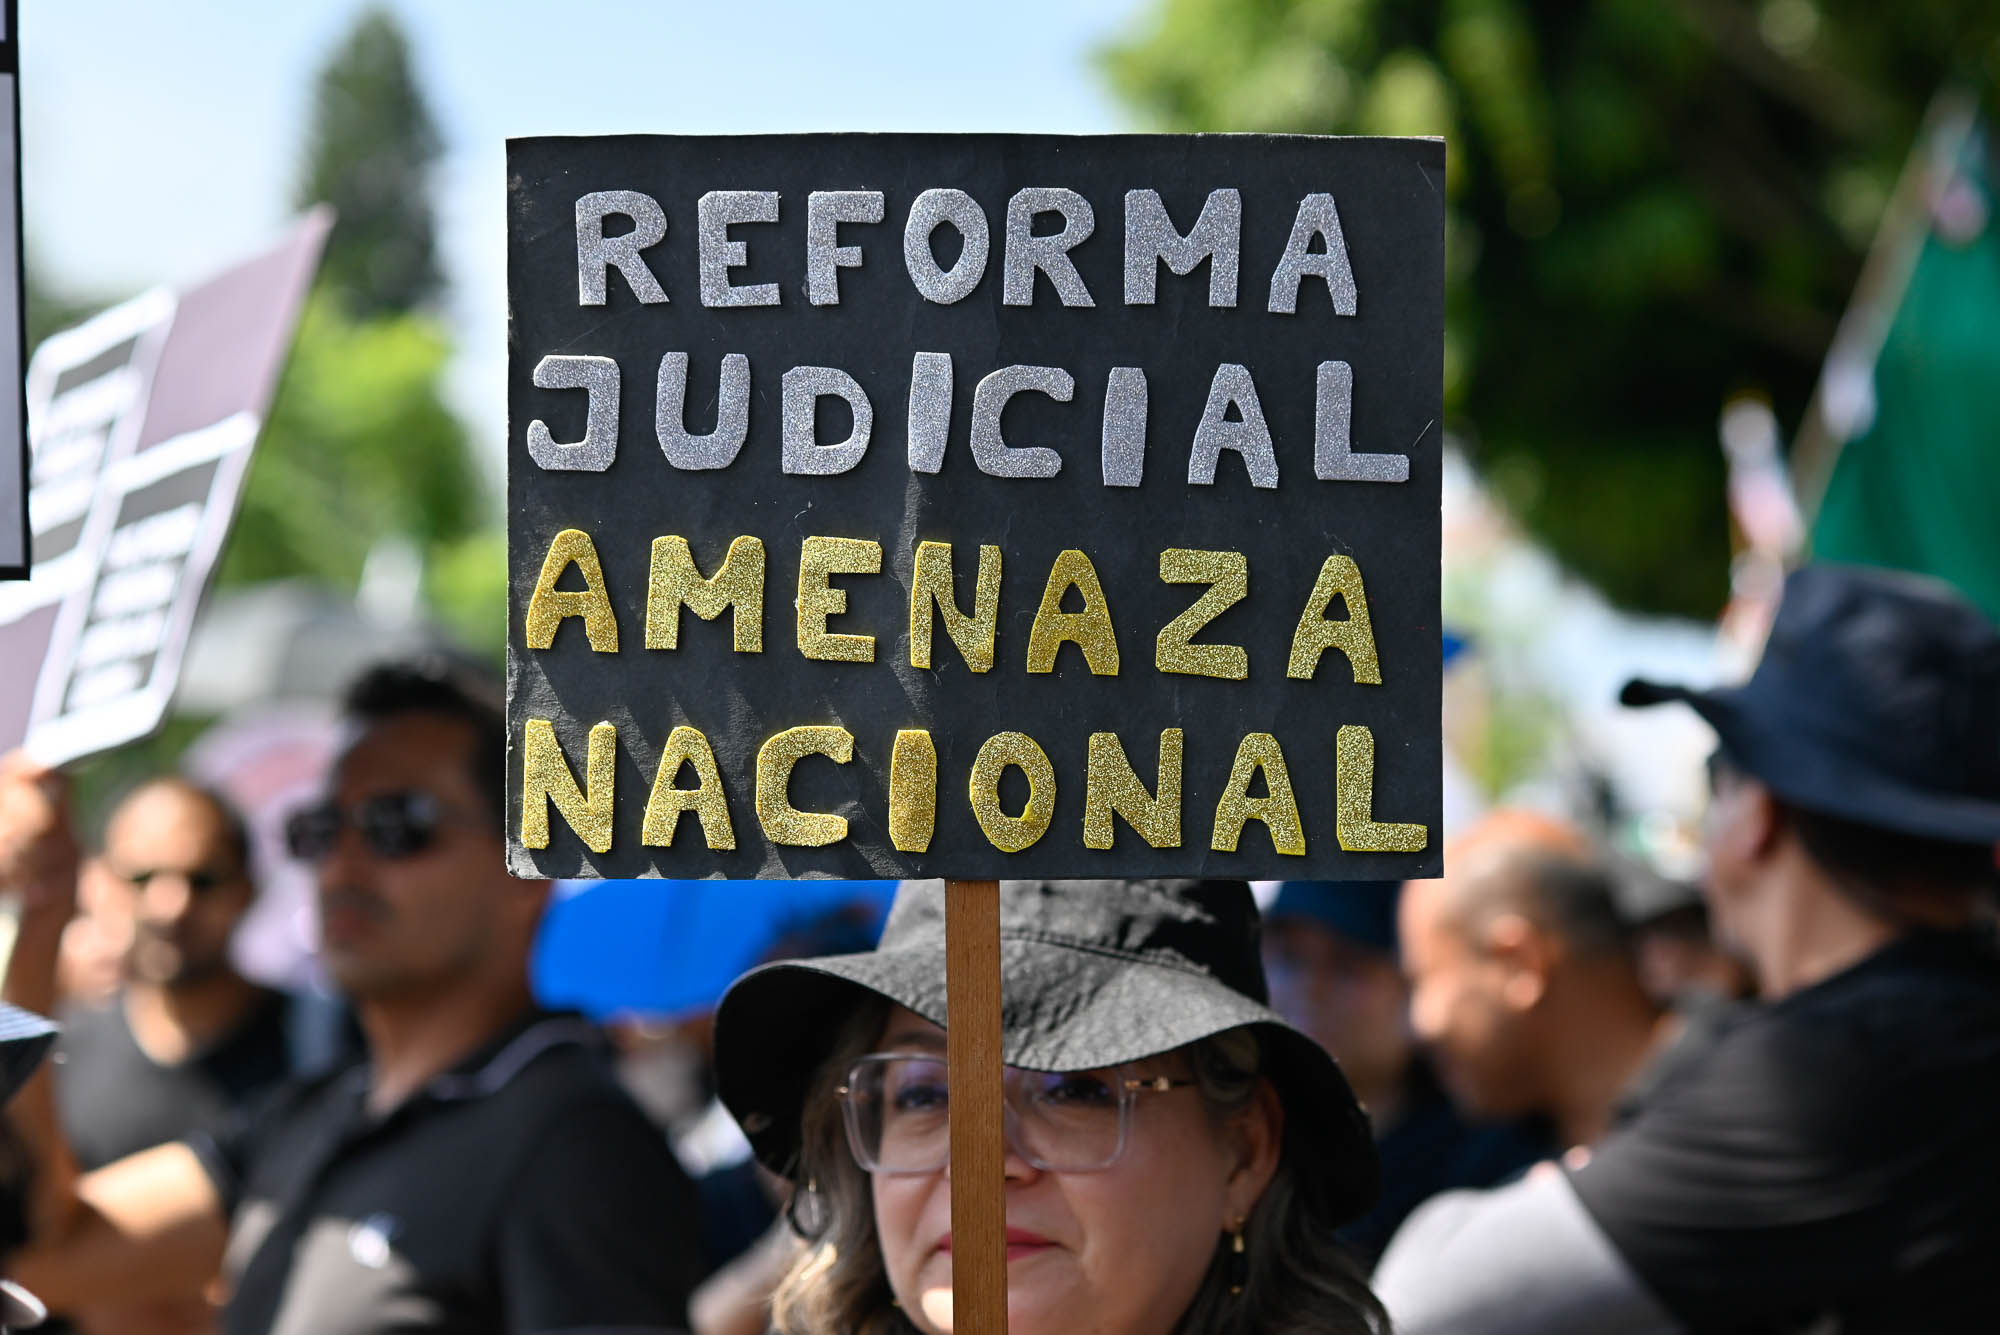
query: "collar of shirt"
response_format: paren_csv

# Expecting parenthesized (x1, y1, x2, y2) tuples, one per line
(341, 1010, 605, 1128)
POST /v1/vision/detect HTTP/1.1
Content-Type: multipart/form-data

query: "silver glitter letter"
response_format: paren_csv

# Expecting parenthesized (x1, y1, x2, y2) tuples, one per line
(1268, 193, 1359, 316)
(656, 352, 751, 470)
(1003, 188, 1096, 307)
(969, 366, 1071, 479)
(908, 352, 953, 474)
(698, 191, 781, 308)
(1314, 360, 1407, 483)
(1123, 188, 1240, 307)
(1101, 367, 1147, 487)
(576, 191, 668, 306)
(806, 191, 886, 306)
(782, 366, 873, 476)
(1188, 363, 1279, 488)
(526, 355, 619, 471)
(903, 189, 990, 305)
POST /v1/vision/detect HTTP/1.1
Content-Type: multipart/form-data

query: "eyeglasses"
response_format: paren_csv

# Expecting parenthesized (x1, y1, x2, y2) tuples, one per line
(835, 1053, 1197, 1175)
(283, 791, 473, 863)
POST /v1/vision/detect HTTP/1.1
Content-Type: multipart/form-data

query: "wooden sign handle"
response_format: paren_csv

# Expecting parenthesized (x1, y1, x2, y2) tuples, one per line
(945, 879, 1007, 1334)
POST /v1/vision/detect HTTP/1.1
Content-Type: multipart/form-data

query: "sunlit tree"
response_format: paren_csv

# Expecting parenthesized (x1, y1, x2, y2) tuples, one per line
(1105, 0, 2000, 614)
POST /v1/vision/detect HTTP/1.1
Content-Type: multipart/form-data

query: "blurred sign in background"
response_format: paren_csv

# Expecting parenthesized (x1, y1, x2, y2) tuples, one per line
(0, 211, 328, 764)
(1, 2, 24, 578)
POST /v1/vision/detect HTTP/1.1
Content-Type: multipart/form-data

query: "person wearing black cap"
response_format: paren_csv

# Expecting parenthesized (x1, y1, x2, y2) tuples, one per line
(713, 878, 1387, 1335)
(1263, 880, 1546, 1263)
(1373, 564, 2000, 1334)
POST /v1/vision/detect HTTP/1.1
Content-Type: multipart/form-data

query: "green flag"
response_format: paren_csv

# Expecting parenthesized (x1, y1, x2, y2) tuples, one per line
(1806, 106, 2000, 622)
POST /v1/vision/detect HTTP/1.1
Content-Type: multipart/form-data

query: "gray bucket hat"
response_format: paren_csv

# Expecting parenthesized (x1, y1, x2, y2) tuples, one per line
(714, 878, 1380, 1225)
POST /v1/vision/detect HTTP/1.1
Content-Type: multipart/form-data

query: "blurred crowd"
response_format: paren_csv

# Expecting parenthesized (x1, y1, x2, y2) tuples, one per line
(0, 560, 1992, 1334)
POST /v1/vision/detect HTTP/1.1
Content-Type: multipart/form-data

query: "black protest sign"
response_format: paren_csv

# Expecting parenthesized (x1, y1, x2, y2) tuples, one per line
(1, 2, 24, 579)
(508, 134, 1443, 881)
(0, 210, 329, 762)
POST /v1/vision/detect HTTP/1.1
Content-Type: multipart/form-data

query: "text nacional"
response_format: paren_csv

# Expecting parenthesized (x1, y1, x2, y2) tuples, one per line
(516, 528, 1426, 860)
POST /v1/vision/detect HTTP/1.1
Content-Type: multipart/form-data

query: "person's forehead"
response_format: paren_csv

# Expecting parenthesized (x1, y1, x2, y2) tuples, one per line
(332, 713, 479, 799)
(106, 785, 229, 854)
(1397, 880, 1465, 965)
(876, 1004, 944, 1048)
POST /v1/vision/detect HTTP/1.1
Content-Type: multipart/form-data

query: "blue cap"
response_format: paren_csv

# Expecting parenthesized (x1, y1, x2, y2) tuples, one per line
(1266, 881, 1404, 960)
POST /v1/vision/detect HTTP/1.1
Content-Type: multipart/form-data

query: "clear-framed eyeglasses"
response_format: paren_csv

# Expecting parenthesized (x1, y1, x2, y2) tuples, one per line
(835, 1052, 1199, 1175)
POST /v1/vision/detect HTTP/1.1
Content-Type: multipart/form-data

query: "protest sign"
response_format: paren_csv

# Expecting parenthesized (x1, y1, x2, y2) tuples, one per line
(508, 134, 1443, 881)
(1, 2, 25, 579)
(0, 209, 330, 762)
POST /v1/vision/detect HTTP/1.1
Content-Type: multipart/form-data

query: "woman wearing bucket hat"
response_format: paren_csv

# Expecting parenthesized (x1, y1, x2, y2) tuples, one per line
(713, 878, 1387, 1335)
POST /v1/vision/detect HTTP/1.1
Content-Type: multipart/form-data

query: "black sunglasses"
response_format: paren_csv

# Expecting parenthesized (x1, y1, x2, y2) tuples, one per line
(283, 792, 472, 863)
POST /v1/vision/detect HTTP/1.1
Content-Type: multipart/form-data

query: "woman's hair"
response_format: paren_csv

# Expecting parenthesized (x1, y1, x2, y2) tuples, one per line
(768, 1003, 1387, 1335)
(770, 995, 911, 1335)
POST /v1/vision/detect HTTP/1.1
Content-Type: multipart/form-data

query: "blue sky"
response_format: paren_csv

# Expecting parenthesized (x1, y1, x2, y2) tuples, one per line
(20, 0, 1149, 485)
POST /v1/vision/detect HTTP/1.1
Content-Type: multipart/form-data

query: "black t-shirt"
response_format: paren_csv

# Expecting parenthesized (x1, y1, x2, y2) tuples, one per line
(1568, 929, 2000, 1333)
(187, 1011, 706, 1335)
(1341, 1058, 1552, 1265)
(58, 988, 297, 1171)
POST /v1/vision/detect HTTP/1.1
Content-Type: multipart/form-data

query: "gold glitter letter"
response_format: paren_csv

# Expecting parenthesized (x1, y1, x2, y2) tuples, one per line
(968, 732, 1056, 853)
(1156, 549, 1248, 680)
(888, 729, 938, 852)
(909, 541, 1001, 673)
(1083, 729, 1183, 850)
(797, 537, 882, 663)
(640, 726, 735, 850)
(521, 718, 617, 853)
(524, 529, 619, 652)
(1286, 555, 1382, 684)
(1336, 725, 1428, 852)
(756, 726, 854, 846)
(1025, 550, 1120, 675)
(646, 535, 765, 652)
(1210, 732, 1305, 856)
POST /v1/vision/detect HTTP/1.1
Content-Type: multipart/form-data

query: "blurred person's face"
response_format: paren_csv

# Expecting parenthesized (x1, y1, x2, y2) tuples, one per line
(868, 1008, 1279, 1335)
(1262, 918, 1411, 1110)
(309, 713, 542, 1002)
(1398, 877, 1542, 1117)
(1634, 921, 1754, 1004)
(98, 784, 252, 987)
(1698, 754, 1771, 955)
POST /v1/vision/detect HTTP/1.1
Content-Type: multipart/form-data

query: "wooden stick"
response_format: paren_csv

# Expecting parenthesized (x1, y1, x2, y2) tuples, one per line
(945, 879, 1007, 1334)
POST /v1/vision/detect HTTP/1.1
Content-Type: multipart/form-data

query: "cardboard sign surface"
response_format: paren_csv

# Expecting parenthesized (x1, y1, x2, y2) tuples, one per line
(1, 2, 25, 579)
(0, 210, 329, 762)
(509, 134, 1442, 880)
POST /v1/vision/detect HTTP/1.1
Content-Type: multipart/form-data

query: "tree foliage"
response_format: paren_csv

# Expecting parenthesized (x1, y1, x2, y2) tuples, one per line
(295, 6, 444, 319)
(1104, 0, 2000, 615)
(218, 7, 499, 654)
(217, 297, 483, 591)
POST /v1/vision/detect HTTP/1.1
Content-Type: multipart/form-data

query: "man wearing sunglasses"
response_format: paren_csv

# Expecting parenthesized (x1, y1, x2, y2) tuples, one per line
(0, 660, 705, 1334)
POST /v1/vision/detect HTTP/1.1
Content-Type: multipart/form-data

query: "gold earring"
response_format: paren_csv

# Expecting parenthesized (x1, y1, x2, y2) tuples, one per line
(1227, 1216, 1248, 1296)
